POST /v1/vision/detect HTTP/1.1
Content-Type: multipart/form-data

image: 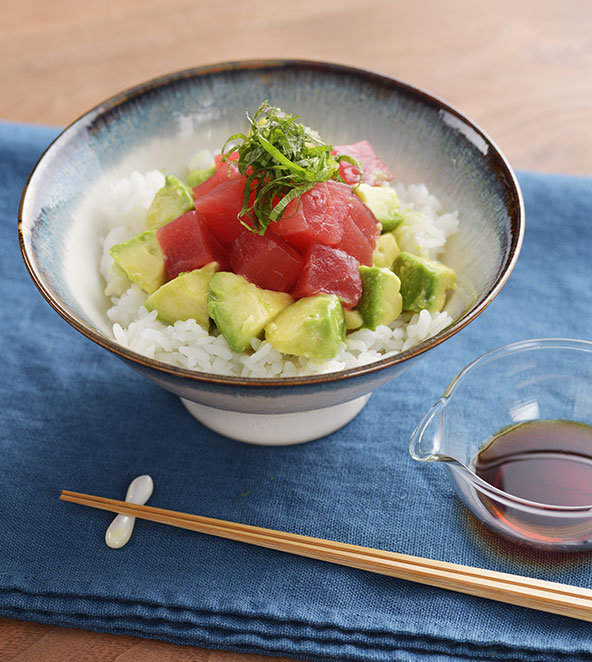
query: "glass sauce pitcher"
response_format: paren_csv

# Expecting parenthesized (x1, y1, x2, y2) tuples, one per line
(410, 338, 592, 549)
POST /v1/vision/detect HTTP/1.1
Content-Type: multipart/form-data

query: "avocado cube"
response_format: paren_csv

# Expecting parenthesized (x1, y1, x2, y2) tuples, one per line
(187, 149, 216, 188)
(187, 165, 216, 189)
(265, 294, 345, 359)
(354, 183, 403, 232)
(109, 230, 166, 294)
(344, 309, 364, 331)
(104, 262, 131, 297)
(356, 266, 403, 331)
(372, 232, 400, 269)
(145, 262, 219, 327)
(393, 252, 456, 313)
(146, 175, 194, 231)
(208, 272, 293, 353)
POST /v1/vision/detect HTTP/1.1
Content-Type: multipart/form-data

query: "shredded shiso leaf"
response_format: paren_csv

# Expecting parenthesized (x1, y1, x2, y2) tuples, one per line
(222, 101, 360, 235)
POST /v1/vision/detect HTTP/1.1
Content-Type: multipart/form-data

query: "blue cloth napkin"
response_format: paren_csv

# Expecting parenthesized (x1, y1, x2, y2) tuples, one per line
(2, 120, 592, 661)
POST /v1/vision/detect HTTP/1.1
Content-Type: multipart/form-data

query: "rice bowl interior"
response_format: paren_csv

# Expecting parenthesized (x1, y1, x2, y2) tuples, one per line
(98, 159, 461, 378)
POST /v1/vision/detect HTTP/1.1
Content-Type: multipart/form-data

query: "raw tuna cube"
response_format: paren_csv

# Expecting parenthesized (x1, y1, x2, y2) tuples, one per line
(230, 231, 304, 293)
(156, 210, 228, 279)
(333, 140, 393, 186)
(326, 185, 379, 265)
(269, 181, 350, 250)
(292, 242, 362, 309)
(194, 176, 248, 244)
(336, 213, 375, 266)
(193, 151, 241, 199)
(347, 194, 380, 242)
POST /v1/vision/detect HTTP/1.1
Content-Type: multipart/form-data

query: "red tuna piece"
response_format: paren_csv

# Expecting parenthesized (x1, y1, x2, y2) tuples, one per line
(269, 180, 350, 250)
(325, 183, 379, 265)
(156, 210, 228, 279)
(193, 151, 241, 199)
(336, 213, 375, 266)
(230, 231, 304, 293)
(292, 242, 362, 309)
(333, 140, 393, 186)
(193, 175, 248, 244)
(337, 194, 380, 265)
(348, 191, 381, 240)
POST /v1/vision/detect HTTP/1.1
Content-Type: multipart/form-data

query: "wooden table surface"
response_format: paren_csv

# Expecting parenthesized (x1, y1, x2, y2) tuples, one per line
(1, 1, 591, 659)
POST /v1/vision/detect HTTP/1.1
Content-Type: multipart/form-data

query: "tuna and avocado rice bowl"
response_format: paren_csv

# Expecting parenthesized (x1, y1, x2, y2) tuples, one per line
(100, 103, 460, 378)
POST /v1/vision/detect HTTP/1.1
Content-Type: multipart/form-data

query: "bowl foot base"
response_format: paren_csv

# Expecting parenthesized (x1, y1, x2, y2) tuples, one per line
(180, 394, 371, 445)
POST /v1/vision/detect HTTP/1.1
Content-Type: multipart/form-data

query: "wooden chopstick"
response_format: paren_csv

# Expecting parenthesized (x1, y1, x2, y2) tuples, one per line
(60, 490, 592, 622)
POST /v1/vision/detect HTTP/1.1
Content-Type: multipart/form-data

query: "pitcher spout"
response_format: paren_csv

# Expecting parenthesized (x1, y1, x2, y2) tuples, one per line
(409, 398, 451, 462)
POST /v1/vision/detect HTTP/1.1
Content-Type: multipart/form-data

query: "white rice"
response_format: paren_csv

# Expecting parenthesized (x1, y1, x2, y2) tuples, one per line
(99, 170, 459, 378)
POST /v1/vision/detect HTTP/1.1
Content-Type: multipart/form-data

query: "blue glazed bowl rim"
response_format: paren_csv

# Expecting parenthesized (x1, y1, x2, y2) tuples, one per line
(18, 58, 525, 388)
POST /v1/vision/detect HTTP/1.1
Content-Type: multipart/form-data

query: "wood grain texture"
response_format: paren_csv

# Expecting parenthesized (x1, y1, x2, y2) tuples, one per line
(0, 617, 292, 662)
(1, 0, 591, 659)
(1, 0, 591, 174)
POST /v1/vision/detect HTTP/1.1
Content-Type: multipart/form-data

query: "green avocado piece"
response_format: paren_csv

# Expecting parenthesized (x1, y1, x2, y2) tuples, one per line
(344, 309, 364, 331)
(145, 262, 219, 327)
(265, 294, 345, 359)
(372, 232, 400, 269)
(146, 175, 194, 231)
(208, 272, 293, 353)
(104, 262, 131, 297)
(356, 266, 403, 330)
(109, 231, 166, 294)
(187, 149, 216, 189)
(187, 165, 216, 189)
(393, 251, 457, 313)
(354, 183, 404, 232)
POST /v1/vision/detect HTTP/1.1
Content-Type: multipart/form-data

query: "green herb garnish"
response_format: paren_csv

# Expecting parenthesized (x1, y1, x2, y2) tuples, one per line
(222, 101, 360, 235)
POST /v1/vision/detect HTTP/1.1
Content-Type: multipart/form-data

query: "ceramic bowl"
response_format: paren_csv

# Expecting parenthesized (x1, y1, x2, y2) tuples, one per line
(19, 60, 524, 445)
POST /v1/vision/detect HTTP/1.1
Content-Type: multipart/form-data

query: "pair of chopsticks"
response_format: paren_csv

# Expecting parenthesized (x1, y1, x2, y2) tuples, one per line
(60, 489, 592, 623)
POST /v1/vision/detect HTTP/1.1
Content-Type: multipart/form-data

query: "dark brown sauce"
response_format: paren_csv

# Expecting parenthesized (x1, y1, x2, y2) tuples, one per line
(473, 419, 592, 507)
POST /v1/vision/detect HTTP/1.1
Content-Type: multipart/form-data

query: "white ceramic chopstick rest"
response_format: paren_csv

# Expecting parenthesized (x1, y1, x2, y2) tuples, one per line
(105, 475, 154, 549)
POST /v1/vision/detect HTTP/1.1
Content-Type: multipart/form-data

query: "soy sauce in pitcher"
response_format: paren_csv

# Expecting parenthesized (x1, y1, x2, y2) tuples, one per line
(473, 419, 592, 507)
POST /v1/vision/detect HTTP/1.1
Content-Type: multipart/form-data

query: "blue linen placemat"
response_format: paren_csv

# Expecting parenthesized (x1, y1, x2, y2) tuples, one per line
(2, 120, 592, 661)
